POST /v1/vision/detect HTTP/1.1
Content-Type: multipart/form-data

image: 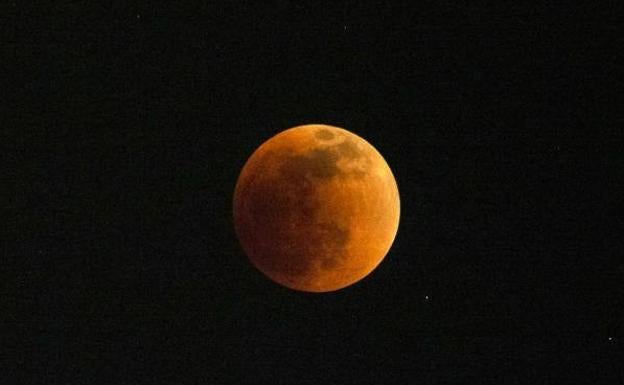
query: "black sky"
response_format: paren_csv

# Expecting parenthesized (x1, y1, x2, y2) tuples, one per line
(6, 1, 624, 384)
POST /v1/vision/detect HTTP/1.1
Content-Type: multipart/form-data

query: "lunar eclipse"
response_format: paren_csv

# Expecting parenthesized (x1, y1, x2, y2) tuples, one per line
(233, 124, 400, 292)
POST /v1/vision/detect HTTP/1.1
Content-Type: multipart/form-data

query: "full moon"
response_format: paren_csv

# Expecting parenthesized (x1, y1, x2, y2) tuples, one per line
(233, 124, 400, 292)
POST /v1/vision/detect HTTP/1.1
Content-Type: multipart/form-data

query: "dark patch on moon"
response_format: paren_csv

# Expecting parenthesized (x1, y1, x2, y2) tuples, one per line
(279, 137, 368, 180)
(315, 128, 335, 141)
(299, 148, 340, 178)
(335, 139, 361, 159)
(317, 222, 350, 269)
(264, 220, 351, 278)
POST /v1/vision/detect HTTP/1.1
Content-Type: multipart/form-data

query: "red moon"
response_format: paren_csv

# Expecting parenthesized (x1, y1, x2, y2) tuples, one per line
(233, 124, 400, 292)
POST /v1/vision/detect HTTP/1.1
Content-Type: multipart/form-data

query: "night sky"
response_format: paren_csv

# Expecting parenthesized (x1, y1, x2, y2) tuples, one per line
(7, 1, 623, 384)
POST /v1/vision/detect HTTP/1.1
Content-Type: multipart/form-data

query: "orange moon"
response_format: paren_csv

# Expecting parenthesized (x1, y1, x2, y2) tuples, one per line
(233, 124, 400, 292)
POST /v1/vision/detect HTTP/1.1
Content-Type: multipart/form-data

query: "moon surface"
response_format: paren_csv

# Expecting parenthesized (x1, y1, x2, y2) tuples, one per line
(233, 124, 400, 292)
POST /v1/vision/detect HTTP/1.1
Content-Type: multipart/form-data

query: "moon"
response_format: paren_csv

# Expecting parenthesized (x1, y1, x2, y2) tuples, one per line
(233, 124, 400, 292)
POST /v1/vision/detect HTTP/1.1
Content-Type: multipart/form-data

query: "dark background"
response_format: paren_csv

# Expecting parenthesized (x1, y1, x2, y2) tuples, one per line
(6, 1, 623, 384)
